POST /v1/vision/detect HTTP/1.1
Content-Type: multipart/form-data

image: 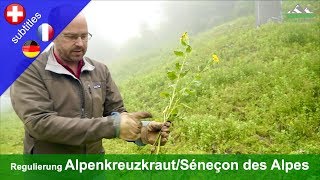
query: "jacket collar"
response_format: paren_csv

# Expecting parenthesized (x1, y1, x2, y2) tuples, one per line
(45, 46, 95, 79)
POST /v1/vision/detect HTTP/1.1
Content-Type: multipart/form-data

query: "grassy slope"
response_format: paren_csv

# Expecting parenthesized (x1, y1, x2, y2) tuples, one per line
(0, 112, 23, 154)
(1, 16, 319, 154)
(106, 16, 320, 154)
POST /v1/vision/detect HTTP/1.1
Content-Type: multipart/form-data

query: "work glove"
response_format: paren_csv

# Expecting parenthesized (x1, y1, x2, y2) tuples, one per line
(112, 112, 153, 141)
(140, 121, 171, 146)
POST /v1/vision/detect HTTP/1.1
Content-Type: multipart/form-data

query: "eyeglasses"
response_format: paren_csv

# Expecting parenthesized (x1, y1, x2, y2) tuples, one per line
(61, 33, 92, 42)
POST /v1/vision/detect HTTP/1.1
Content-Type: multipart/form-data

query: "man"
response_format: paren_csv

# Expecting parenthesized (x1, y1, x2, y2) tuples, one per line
(10, 12, 170, 154)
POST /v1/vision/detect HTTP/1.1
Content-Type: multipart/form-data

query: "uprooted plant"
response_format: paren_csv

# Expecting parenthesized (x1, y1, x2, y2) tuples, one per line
(152, 32, 219, 154)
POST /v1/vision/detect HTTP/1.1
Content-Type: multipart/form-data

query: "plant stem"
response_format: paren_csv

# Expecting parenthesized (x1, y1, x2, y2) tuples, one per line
(165, 55, 188, 121)
(155, 54, 188, 154)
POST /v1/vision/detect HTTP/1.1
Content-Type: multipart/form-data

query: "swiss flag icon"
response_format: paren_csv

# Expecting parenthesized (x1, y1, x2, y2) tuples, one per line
(5, 3, 26, 25)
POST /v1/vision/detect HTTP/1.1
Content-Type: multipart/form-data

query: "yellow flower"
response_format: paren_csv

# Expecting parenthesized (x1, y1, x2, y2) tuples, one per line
(181, 32, 188, 39)
(212, 54, 219, 63)
(180, 32, 189, 45)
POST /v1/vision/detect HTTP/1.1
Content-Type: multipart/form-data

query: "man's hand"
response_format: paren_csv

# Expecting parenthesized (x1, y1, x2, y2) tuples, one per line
(141, 121, 171, 145)
(118, 112, 152, 141)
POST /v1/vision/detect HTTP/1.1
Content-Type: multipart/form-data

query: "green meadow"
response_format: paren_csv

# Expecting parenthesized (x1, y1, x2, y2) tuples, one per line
(1, 15, 319, 154)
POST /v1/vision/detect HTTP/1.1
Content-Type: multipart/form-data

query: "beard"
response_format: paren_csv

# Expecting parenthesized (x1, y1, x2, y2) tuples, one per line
(70, 49, 85, 60)
(63, 47, 87, 62)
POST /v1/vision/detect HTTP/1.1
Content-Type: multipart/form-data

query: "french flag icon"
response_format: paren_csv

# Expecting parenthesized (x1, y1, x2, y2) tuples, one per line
(37, 23, 54, 42)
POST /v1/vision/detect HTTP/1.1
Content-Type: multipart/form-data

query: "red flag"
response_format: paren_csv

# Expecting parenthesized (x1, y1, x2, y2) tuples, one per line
(5, 3, 26, 25)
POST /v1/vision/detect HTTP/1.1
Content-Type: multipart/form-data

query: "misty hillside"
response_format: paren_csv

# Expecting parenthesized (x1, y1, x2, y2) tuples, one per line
(104, 16, 320, 154)
(1, 15, 319, 154)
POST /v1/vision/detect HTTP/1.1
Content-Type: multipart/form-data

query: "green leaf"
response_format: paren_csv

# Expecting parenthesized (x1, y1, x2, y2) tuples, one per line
(180, 88, 189, 97)
(186, 45, 192, 53)
(180, 32, 189, 46)
(195, 74, 202, 80)
(179, 87, 195, 97)
(174, 51, 184, 57)
(185, 89, 196, 96)
(180, 38, 188, 46)
(160, 91, 170, 98)
(175, 62, 182, 71)
(167, 71, 177, 81)
(168, 107, 179, 120)
(180, 70, 189, 78)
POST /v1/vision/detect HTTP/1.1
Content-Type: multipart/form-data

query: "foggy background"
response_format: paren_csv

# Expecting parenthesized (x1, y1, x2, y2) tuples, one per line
(84, 1, 255, 63)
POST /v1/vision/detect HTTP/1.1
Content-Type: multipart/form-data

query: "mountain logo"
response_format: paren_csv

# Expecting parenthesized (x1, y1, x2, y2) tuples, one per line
(288, 4, 313, 14)
(287, 4, 315, 19)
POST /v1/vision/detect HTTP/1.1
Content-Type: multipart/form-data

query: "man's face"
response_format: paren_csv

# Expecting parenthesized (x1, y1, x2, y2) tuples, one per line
(54, 14, 89, 62)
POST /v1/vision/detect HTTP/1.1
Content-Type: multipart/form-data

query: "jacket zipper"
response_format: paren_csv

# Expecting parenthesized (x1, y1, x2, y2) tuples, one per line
(77, 80, 86, 119)
(88, 84, 92, 94)
(77, 79, 87, 153)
